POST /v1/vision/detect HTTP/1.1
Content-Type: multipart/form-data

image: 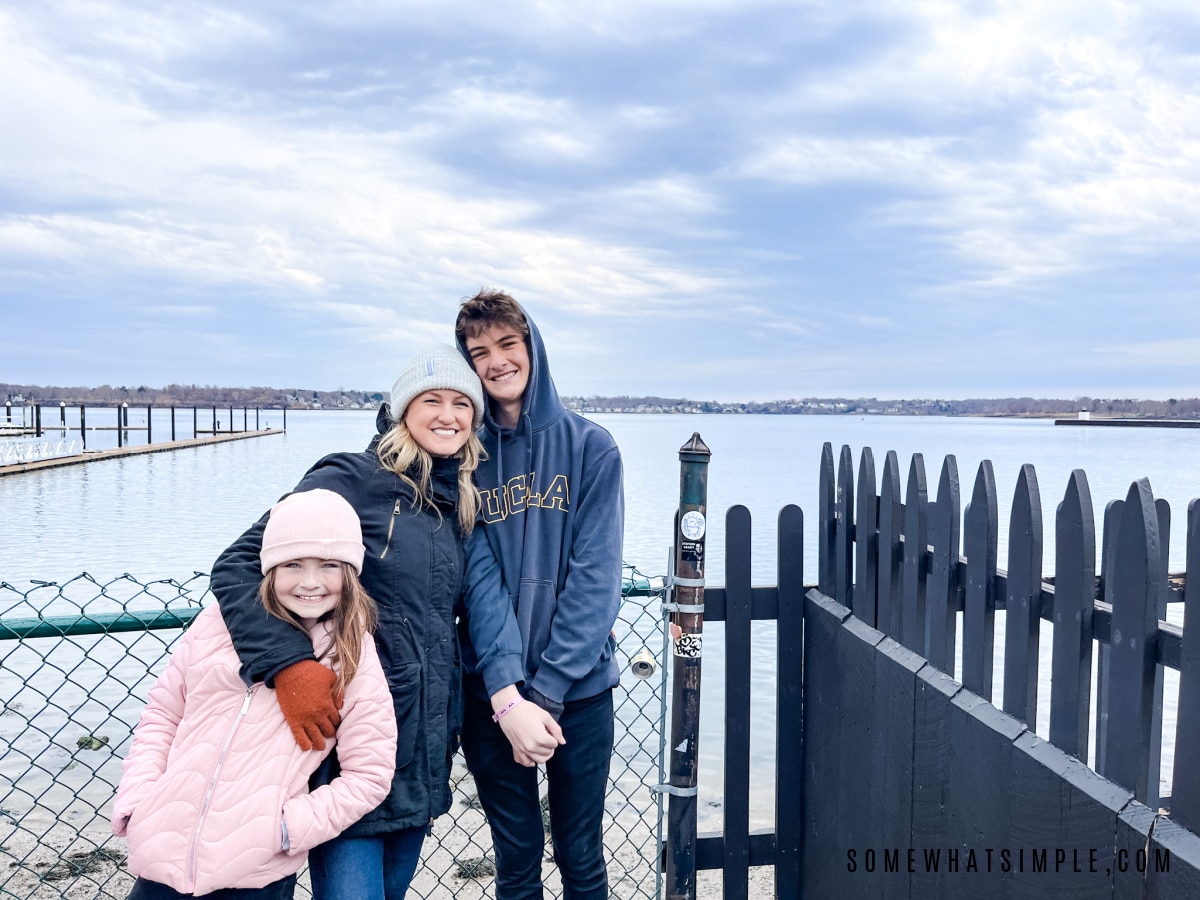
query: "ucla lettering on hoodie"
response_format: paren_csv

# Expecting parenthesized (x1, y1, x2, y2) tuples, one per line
(479, 471, 571, 521)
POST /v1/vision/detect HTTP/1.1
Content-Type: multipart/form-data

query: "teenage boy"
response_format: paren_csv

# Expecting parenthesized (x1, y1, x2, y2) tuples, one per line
(455, 290, 625, 900)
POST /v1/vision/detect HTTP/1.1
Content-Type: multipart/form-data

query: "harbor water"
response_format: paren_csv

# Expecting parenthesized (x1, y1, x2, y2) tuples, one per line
(4, 410, 1200, 830)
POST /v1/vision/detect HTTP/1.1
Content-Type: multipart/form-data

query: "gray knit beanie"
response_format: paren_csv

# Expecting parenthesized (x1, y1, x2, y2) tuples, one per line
(389, 343, 484, 431)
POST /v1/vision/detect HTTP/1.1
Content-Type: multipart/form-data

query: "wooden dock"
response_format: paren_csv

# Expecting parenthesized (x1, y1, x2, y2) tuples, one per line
(1054, 417, 1200, 428)
(0, 429, 283, 477)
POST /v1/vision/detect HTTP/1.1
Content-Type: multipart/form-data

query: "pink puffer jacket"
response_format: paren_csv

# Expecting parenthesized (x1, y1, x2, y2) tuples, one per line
(111, 606, 396, 894)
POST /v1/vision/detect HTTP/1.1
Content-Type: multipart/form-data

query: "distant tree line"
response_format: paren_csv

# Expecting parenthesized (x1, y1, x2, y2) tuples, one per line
(5, 384, 1200, 418)
(562, 394, 1200, 418)
(1, 383, 384, 410)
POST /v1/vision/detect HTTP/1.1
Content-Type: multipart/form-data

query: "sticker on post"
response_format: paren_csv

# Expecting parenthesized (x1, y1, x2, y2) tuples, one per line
(680, 510, 706, 541)
(673, 633, 702, 658)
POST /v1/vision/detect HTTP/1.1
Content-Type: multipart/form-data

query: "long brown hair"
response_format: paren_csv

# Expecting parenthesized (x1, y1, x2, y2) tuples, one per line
(259, 562, 378, 695)
(375, 419, 483, 533)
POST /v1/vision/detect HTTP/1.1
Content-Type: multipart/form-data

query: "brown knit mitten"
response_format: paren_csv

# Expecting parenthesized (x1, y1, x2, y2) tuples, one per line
(274, 660, 341, 751)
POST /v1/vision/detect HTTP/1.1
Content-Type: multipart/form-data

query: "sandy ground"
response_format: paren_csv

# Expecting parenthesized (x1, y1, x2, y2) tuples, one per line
(2, 801, 777, 900)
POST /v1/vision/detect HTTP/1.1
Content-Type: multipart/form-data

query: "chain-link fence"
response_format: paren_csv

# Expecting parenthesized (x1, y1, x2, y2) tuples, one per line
(0, 567, 667, 900)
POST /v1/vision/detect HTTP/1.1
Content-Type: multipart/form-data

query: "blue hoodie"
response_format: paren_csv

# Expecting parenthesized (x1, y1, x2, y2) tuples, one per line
(457, 304, 625, 705)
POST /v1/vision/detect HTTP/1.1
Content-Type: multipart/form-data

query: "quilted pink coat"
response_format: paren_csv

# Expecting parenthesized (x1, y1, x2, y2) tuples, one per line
(111, 606, 396, 894)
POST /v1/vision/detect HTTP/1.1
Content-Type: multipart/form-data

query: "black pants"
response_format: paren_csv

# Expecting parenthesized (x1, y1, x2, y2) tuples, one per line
(461, 686, 614, 900)
(128, 874, 296, 900)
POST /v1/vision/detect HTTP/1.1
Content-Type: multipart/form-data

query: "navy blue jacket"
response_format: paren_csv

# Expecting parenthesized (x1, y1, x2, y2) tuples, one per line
(210, 408, 517, 833)
(457, 305, 625, 705)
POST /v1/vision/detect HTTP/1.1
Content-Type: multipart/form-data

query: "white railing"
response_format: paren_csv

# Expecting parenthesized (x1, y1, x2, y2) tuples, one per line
(0, 438, 80, 465)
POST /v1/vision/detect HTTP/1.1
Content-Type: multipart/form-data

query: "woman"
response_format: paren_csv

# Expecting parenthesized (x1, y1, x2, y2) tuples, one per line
(209, 344, 534, 900)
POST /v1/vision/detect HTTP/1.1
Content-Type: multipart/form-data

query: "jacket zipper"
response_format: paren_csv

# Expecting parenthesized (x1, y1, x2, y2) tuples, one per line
(187, 686, 256, 892)
(380, 498, 402, 558)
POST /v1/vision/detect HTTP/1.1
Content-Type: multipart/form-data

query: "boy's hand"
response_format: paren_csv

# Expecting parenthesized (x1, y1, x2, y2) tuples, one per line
(274, 660, 341, 751)
(491, 685, 565, 766)
(499, 702, 565, 766)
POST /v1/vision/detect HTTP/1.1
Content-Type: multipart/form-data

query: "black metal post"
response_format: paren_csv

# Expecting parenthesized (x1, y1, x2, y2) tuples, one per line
(243, 407, 247, 432)
(122, 404, 129, 427)
(193, 406, 198, 438)
(117, 406, 123, 448)
(212, 407, 217, 433)
(35, 404, 42, 437)
(171, 406, 176, 442)
(4, 400, 10, 423)
(283, 406, 287, 431)
(255, 407, 260, 430)
(146, 404, 152, 444)
(59, 402, 66, 427)
(228, 406, 233, 431)
(666, 432, 711, 900)
(80, 405, 87, 450)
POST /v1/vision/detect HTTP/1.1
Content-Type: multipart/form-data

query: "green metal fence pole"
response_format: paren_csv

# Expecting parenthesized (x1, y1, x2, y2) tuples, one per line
(666, 432, 711, 900)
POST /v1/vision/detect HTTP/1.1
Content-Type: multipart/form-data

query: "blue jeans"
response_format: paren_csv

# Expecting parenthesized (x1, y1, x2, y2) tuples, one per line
(128, 875, 295, 899)
(307, 826, 426, 900)
(462, 685, 614, 900)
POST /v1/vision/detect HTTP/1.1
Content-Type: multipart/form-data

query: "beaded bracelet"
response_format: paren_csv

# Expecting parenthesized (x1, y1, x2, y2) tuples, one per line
(491, 697, 525, 723)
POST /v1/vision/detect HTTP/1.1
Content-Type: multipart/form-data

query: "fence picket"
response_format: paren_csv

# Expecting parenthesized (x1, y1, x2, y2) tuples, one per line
(775, 505, 804, 900)
(819, 443, 835, 598)
(723, 505, 752, 897)
(926, 455, 960, 674)
(1173, 499, 1200, 831)
(963, 460, 998, 701)
(1094, 498, 1123, 773)
(1002, 464, 1042, 727)
(878, 450, 903, 642)
(1147, 498, 1170, 809)
(1102, 479, 1161, 806)
(855, 447, 879, 629)
(901, 453, 929, 655)
(1049, 469, 1095, 761)
(835, 444, 854, 609)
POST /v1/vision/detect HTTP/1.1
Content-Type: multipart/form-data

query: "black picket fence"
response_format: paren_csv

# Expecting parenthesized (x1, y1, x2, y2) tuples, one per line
(800, 442, 1200, 897)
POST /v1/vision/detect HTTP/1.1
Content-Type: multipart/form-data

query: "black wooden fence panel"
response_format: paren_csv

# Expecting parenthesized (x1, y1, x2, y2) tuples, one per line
(686, 441, 1200, 896)
(793, 443, 1200, 895)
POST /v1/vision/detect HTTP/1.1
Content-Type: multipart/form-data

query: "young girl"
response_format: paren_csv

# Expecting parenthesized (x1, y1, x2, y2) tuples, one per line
(111, 489, 397, 900)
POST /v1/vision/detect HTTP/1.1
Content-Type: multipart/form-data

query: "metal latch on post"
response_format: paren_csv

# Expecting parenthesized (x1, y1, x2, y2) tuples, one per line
(662, 601, 705, 614)
(651, 784, 699, 797)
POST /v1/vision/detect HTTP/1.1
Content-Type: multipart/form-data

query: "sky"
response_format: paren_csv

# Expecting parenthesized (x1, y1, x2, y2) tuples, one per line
(2, 1, 1199, 402)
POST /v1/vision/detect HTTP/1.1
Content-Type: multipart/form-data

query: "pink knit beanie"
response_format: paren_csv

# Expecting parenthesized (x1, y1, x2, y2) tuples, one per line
(260, 489, 365, 575)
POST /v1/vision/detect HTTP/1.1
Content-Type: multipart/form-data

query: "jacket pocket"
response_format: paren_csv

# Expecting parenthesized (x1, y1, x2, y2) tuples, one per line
(387, 662, 422, 769)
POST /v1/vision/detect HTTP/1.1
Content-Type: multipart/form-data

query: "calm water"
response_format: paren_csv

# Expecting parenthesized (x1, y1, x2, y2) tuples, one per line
(4, 412, 1200, 828)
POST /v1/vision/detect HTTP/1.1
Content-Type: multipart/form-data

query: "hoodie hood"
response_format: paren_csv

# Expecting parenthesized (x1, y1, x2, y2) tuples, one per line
(455, 302, 565, 438)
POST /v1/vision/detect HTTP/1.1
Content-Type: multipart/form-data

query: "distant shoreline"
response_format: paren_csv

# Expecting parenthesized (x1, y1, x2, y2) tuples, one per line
(4, 383, 1199, 421)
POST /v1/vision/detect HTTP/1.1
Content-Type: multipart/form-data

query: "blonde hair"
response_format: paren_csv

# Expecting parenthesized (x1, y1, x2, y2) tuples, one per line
(260, 562, 378, 696)
(375, 418, 482, 534)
